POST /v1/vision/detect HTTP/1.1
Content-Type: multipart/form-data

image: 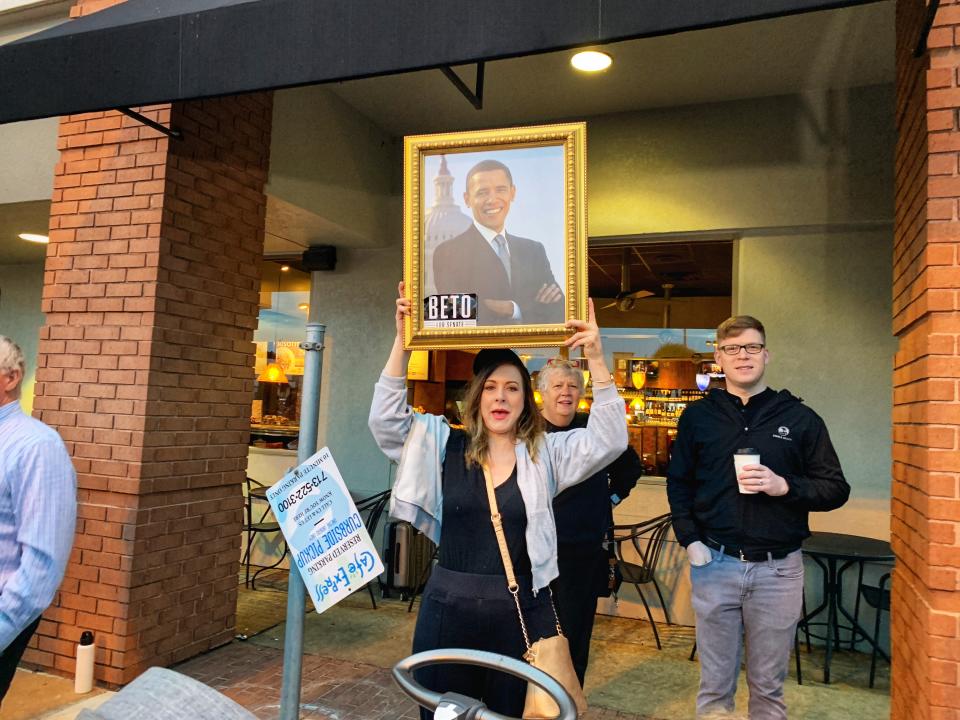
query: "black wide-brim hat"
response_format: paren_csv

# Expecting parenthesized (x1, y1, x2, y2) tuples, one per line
(472, 348, 527, 376)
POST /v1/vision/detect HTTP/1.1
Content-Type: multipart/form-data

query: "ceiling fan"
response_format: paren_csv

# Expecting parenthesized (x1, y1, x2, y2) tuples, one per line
(600, 248, 655, 311)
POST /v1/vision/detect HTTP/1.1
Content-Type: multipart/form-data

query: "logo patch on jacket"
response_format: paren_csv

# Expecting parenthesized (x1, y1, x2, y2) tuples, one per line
(773, 426, 792, 441)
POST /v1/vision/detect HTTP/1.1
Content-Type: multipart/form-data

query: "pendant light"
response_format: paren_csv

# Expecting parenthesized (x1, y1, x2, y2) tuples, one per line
(258, 356, 289, 384)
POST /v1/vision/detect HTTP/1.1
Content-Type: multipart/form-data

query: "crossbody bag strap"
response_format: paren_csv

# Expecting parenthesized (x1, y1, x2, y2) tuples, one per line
(481, 462, 563, 650)
(482, 461, 518, 590)
(482, 461, 532, 651)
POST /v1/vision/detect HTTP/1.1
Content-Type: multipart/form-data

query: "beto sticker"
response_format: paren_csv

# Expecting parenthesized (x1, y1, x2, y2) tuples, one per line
(423, 293, 478, 328)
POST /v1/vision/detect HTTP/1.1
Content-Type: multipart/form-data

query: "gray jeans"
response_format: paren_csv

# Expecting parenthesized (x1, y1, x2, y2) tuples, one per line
(690, 546, 804, 720)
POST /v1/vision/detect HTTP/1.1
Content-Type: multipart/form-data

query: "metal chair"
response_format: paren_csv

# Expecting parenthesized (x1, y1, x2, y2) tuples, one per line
(612, 512, 674, 649)
(241, 476, 287, 590)
(858, 571, 891, 688)
(353, 489, 392, 608)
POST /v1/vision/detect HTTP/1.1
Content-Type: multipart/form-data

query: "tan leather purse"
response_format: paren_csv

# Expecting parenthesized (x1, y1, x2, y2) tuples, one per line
(482, 464, 587, 719)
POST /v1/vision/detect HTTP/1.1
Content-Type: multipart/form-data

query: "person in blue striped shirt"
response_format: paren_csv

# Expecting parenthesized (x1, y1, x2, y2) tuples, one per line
(0, 336, 76, 702)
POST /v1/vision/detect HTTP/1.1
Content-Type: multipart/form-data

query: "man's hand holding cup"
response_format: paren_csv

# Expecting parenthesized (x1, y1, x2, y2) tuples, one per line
(734, 448, 788, 496)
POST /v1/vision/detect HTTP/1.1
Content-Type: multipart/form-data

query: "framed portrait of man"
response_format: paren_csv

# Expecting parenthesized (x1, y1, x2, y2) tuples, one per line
(403, 122, 587, 350)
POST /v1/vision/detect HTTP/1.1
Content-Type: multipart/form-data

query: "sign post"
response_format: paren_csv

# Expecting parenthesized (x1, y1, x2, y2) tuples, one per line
(278, 275, 323, 720)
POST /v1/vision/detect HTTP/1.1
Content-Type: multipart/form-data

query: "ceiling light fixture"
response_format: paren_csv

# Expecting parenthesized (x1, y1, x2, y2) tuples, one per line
(18, 233, 48, 244)
(571, 50, 612, 72)
(280, 265, 290, 272)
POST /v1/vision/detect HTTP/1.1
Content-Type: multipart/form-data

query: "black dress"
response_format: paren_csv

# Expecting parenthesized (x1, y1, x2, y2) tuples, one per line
(411, 430, 558, 718)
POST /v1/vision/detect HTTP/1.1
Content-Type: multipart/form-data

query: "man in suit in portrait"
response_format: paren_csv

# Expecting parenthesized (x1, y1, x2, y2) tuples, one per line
(432, 159, 565, 326)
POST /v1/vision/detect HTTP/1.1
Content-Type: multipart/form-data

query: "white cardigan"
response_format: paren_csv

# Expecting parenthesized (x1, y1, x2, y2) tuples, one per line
(368, 372, 627, 592)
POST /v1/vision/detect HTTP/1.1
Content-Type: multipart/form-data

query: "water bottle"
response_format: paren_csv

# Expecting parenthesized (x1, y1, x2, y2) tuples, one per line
(74, 631, 95, 694)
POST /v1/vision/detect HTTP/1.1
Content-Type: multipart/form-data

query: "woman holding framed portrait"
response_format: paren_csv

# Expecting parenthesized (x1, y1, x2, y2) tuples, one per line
(368, 282, 626, 717)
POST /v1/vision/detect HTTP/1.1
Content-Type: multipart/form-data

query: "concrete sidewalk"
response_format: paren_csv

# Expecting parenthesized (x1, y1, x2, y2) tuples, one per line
(4, 668, 111, 720)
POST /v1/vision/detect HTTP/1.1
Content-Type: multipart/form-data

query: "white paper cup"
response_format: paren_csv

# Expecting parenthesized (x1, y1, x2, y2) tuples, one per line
(734, 450, 760, 494)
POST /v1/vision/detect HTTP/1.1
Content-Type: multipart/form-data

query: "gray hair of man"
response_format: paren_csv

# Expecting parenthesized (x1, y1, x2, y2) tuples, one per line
(0, 336, 25, 379)
(537, 358, 585, 394)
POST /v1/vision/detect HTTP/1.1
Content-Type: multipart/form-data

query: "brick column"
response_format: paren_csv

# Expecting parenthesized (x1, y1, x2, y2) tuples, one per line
(25, 0, 273, 683)
(892, 2, 960, 717)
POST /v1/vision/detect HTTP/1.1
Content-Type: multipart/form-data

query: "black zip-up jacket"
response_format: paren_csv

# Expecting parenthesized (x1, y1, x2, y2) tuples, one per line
(666, 388, 850, 553)
(549, 413, 642, 546)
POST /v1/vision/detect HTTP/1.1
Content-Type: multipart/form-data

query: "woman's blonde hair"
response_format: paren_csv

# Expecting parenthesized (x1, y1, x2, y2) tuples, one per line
(462, 361, 543, 467)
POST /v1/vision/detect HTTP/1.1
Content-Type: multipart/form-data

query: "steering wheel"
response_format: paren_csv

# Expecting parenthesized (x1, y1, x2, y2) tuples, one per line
(392, 648, 578, 720)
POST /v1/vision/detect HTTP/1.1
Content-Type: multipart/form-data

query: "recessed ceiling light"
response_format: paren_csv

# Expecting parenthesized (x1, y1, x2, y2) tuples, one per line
(571, 50, 612, 73)
(280, 265, 290, 272)
(18, 233, 48, 244)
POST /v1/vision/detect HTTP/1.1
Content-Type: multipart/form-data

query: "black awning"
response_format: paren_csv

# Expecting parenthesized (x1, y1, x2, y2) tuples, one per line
(0, 0, 879, 125)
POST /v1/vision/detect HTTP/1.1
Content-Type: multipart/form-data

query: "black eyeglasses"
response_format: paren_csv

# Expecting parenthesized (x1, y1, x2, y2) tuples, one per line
(718, 343, 765, 356)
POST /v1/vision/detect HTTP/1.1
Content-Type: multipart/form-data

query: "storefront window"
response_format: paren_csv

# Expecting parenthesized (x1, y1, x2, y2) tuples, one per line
(250, 262, 309, 451)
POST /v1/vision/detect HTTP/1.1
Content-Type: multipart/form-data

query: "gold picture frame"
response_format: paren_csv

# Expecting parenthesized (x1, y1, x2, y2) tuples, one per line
(403, 122, 587, 350)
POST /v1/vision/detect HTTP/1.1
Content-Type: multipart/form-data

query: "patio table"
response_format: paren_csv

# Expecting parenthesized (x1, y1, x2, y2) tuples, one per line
(801, 531, 894, 684)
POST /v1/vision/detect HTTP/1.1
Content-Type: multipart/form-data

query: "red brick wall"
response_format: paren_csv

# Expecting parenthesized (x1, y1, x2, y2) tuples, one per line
(892, 1, 960, 717)
(28, 85, 272, 681)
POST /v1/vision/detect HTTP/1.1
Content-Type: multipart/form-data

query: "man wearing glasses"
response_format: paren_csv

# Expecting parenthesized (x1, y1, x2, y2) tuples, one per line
(667, 316, 849, 720)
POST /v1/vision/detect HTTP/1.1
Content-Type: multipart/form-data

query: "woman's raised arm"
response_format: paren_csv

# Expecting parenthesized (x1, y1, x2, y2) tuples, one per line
(384, 281, 411, 378)
(547, 299, 628, 492)
(369, 282, 415, 463)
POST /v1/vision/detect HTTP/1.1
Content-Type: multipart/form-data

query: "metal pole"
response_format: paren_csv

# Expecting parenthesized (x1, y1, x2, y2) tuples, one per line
(279, 271, 325, 720)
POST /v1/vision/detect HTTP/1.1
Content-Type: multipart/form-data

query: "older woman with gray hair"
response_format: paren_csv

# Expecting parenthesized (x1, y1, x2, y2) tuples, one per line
(540, 357, 643, 685)
(0, 336, 76, 704)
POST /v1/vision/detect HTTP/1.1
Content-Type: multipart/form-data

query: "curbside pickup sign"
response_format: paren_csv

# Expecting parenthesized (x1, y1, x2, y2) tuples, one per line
(266, 447, 384, 614)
